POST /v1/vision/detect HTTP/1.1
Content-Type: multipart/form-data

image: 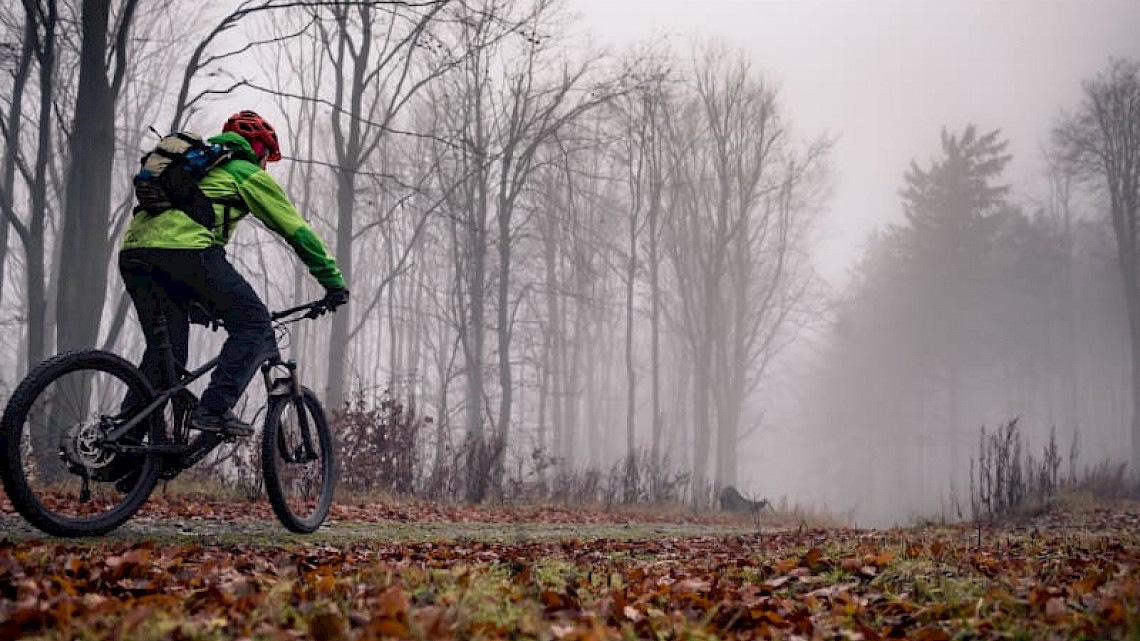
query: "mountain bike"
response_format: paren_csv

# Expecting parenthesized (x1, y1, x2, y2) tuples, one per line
(0, 299, 337, 538)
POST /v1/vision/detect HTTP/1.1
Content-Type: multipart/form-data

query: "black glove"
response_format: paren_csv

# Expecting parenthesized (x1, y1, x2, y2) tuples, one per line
(187, 301, 221, 330)
(323, 287, 349, 311)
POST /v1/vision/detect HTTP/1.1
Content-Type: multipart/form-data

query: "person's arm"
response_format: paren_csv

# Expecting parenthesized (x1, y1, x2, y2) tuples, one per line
(236, 170, 346, 291)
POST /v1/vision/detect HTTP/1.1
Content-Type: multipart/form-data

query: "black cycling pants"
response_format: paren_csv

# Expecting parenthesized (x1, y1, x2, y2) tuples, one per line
(119, 247, 278, 416)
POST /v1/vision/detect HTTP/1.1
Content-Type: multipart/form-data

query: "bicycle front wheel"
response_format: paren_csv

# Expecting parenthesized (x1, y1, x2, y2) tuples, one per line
(0, 350, 163, 537)
(262, 387, 336, 533)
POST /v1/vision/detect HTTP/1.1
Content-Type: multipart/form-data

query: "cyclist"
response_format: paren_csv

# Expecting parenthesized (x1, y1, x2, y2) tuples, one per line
(119, 110, 348, 438)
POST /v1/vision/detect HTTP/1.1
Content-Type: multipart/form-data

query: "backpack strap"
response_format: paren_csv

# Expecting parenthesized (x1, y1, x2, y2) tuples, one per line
(202, 150, 245, 238)
(174, 132, 201, 147)
(222, 205, 233, 239)
(206, 197, 248, 239)
(149, 148, 182, 161)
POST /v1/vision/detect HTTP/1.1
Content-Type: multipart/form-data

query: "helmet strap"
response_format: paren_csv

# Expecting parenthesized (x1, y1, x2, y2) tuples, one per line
(250, 140, 270, 165)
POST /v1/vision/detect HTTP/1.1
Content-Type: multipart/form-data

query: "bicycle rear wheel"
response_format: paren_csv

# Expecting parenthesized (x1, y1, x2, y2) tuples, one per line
(262, 387, 335, 533)
(0, 350, 163, 537)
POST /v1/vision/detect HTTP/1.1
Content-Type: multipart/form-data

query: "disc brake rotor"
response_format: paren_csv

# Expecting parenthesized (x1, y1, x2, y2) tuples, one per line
(60, 422, 116, 471)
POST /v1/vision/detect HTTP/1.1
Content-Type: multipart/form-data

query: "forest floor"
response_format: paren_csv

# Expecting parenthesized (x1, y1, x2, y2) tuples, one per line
(0, 491, 1138, 640)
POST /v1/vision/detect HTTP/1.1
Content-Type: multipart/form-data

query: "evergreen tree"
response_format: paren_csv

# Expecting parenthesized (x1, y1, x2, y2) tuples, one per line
(897, 125, 1012, 441)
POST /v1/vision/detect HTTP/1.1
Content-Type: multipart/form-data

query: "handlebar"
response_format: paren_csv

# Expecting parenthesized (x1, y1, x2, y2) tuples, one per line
(191, 298, 340, 331)
(271, 298, 337, 322)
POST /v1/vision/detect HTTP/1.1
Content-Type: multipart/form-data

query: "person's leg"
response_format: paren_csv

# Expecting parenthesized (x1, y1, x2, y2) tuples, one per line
(118, 251, 191, 405)
(114, 250, 194, 492)
(181, 247, 277, 430)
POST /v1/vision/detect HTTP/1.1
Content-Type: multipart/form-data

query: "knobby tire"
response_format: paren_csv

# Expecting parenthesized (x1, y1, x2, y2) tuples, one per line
(261, 387, 335, 533)
(0, 350, 163, 537)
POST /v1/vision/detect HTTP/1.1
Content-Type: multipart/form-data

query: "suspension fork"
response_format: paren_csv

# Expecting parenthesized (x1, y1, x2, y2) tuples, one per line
(262, 358, 317, 458)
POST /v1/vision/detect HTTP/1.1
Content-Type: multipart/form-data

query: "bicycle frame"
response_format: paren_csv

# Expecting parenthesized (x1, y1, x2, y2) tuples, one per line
(101, 299, 327, 476)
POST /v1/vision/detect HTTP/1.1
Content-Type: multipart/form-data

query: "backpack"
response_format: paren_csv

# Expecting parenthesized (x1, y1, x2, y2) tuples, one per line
(132, 132, 234, 229)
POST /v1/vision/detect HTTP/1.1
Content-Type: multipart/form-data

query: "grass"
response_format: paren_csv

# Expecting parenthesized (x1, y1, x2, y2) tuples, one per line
(2, 493, 1139, 640)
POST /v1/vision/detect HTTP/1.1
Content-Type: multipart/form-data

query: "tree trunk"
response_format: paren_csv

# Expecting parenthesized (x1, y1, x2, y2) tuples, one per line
(47, 0, 133, 484)
(691, 346, 712, 507)
(1106, 164, 1140, 473)
(24, 0, 58, 373)
(714, 326, 744, 491)
(461, 133, 490, 500)
(57, 0, 123, 354)
(387, 229, 400, 387)
(1125, 267, 1140, 473)
(0, 13, 33, 309)
(433, 372, 451, 497)
(99, 292, 132, 352)
(648, 194, 662, 493)
(0, 197, 7, 307)
(326, 151, 357, 411)
(564, 258, 587, 469)
(407, 253, 425, 391)
(541, 209, 564, 471)
(590, 300, 607, 467)
(494, 168, 515, 495)
(464, 231, 487, 500)
(624, 203, 638, 498)
(1123, 210, 1140, 473)
(537, 337, 550, 485)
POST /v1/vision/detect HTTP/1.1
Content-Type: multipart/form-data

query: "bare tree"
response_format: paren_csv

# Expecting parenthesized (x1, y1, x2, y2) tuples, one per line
(713, 139, 828, 489)
(101, 4, 196, 354)
(641, 80, 671, 489)
(428, 6, 495, 501)
(2, 0, 64, 374)
(308, 0, 452, 410)
(266, 10, 330, 377)
(612, 81, 648, 499)
(660, 78, 715, 505)
(55, 0, 141, 356)
(1053, 57, 1140, 471)
(161, 0, 457, 410)
(608, 56, 672, 499)
(425, 0, 616, 500)
(488, 21, 618, 494)
(534, 163, 566, 475)
(0, 7, 37, 313)
(660, 47, 829, 504)
(168, 1, 368, 130)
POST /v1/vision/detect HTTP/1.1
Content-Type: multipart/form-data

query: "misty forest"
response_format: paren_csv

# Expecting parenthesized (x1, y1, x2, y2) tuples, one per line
(1, 0, 1139, 528)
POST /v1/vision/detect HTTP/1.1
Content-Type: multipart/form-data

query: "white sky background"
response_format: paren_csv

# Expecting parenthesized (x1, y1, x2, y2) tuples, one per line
(565, 0, 1140, 286)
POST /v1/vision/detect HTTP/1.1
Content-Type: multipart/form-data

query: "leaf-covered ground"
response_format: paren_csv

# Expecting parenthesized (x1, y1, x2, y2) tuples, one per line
(1, 498, 1138, 640)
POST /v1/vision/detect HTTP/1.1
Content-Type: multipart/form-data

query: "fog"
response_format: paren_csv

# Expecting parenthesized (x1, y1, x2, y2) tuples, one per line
(567, 0, 1140, 524)
(3, 0, 1140, 526)
(570, 0, 1140, 283)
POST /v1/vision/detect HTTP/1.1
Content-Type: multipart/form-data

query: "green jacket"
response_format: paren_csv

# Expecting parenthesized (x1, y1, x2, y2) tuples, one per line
(121, 132, 345, 290)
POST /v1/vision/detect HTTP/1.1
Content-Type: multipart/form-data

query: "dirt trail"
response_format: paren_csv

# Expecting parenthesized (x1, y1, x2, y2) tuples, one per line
(2, 499, 766, 542)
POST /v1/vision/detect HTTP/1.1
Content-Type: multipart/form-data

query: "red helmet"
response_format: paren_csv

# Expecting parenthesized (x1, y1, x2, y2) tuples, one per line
(222, 110, 282, 162)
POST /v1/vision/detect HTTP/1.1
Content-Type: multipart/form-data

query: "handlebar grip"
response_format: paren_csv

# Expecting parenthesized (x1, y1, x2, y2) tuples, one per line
(271, 298, 332, 321)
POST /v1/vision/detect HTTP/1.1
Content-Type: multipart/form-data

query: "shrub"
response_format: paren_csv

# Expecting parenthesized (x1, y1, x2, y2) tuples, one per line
(970, 418, 1138, 523)
(334, 389, 426, 495)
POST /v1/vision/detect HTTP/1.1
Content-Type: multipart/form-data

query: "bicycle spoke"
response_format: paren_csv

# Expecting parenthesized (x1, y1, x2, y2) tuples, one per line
(1, 352, 161, 537)
(263, 389, 334, 533)
(275, 407, 323, 513)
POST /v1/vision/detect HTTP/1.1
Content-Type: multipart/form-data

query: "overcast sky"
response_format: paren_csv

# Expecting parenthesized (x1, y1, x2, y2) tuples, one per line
(565, 0, 1140, 285)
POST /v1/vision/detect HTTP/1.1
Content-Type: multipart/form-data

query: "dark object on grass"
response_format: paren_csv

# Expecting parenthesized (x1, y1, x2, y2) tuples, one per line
(719, 485, 771, 514)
